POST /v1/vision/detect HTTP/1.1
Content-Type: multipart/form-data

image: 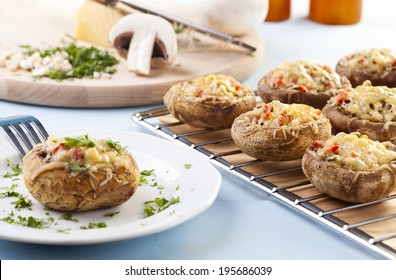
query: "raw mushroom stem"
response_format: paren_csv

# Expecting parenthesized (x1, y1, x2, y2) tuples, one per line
(127, 30, 156, 75)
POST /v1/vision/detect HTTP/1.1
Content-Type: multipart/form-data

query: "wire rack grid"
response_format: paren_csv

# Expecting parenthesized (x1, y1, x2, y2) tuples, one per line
(132, 106, 396, 259)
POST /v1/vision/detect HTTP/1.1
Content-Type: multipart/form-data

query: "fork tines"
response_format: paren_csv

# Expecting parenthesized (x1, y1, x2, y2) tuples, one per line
(0, 115, 49, 157)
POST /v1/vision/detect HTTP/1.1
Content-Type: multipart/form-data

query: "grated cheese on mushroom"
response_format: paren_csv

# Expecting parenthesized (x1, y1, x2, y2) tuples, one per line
(335, 80, 396, 122)
(246, 100, 324, 131)
(264, 60, 347, 93)
(313, 132, 396, 171)
(26, 135, 130, 189)
(173, 74, 250, 103)
(338, 48, 396, 73)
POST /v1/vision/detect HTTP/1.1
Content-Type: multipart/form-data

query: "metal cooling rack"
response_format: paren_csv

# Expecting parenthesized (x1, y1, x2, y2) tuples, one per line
(132, 106, 396, 259)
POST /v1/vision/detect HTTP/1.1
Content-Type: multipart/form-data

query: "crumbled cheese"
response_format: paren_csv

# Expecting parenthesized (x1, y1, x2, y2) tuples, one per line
(1, 49, 72, 77)
(316, 132, 396, 171)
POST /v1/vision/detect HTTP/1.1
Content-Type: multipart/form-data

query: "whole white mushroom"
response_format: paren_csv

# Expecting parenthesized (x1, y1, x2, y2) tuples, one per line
(197, 0, 269, 36)
(109, 13, 178, 76)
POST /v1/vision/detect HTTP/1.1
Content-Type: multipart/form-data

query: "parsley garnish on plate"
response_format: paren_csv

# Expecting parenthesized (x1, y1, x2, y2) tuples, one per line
(104, 211, 120, 217)
(184, 163, 192, 169)
(59, 213, 79, 223)
(0, 183, 20, 198)
(143, 196, 181, 218)
(2, 211, 53, 229)
(80, 222, 107, 230)
(140, 169, 155, 176)
(11, 195, 32, 210)
(56, 228, 71, 234)
(0, 184, 32, 210)
(139, 169, 156, 186)
(2, 159, 22, 178)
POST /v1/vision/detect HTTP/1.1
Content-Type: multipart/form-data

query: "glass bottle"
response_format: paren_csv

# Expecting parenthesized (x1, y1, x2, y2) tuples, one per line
(265, 0, 291, 22)
(309, 0, 362, 25)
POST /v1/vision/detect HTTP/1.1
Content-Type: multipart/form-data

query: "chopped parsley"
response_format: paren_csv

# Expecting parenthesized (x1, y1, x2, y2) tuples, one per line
(0, 183, 20, 198)
(2, 211, 52, 229)
(56, 228, 71, 234)
(106, 139, 125, 152)
(183, 163, 192, 169)
(11, 195, 32, 210)
(0, 184, 32, 210)
(2, 159, 22, 178)
(139, 176, 149, 185)
(140, 169, 155, 176)
(143, 205, 156, 217)
(68, 163, 91, 172)
(139, 169, 156, 186)
(104, 211, 120, 217)
(64, 135, 95, 148)
(59, 213, 79, 223)
(144, 196, 181, 217)
(80, 222, 107, 230)
(150, 181, 158, 187)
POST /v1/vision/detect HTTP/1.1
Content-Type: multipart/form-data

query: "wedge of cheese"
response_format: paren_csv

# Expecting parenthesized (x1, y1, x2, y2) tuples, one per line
(76, 0, 125, 48)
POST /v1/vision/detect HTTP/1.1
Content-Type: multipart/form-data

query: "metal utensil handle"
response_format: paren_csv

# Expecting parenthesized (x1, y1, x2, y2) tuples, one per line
(120, 0, 257, 52)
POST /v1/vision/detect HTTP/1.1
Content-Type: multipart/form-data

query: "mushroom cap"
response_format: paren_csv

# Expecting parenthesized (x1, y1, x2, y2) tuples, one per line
(109, 13, 177, 63)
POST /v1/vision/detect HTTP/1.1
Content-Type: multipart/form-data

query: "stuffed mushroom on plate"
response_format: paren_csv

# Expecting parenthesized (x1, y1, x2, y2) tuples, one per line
(22, 135, 140, 212)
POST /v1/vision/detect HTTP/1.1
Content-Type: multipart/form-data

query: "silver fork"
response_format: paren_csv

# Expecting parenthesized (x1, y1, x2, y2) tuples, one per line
(0, 115, 49, 157)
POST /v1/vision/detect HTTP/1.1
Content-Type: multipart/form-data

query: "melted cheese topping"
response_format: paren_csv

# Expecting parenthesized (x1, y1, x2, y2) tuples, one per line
(26, 135, 131, 186)
(315, 132, 396, 171)
(172, 74, 253, 102)
(264, 60, 346, 93)
(247, 100, 324, 134)
(339, 48, 396, 72)
(337, 80, 396, 122)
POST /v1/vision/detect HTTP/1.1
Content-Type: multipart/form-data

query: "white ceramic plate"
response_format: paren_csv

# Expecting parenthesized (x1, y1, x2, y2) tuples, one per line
(0, 129, 221, 245)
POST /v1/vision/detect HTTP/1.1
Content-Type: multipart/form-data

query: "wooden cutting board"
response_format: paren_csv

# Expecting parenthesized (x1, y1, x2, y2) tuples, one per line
(0, 0, 264, 108)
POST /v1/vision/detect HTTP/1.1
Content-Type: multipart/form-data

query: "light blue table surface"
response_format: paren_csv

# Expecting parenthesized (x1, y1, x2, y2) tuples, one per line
(0, 0, 394, 260)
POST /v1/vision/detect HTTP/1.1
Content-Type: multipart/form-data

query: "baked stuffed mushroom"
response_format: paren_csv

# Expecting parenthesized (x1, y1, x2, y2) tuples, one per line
(258, 60, 351, 109)
(164, 74, 256, 129)
(322, 80, 396, 143)
(23, 135, 140, 211)
(336, 48, 396, 87)
(302, 132, 396, 203)
(231, 100, 331, 161)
